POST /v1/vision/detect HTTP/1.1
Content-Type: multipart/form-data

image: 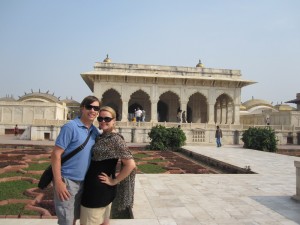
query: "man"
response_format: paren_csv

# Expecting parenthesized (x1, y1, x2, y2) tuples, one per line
(215, 125, 223, 147)
(135, 107, 142, 122)
(14, 124, 19, 136)
(141, 109, 146, 122)
(51, 95, 100, 225)
(177, 110, 182, 123)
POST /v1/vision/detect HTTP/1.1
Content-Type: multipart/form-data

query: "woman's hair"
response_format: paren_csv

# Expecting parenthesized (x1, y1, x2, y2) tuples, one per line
(99, 106, 116, 118)
(80, 95, 100, 108)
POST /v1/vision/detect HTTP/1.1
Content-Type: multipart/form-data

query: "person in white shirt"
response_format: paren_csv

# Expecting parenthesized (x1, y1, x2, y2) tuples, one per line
(135, 108, 142, 122)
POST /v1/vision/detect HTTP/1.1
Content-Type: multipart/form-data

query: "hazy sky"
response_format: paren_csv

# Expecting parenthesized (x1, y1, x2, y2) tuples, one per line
(0, 0, 299, 106)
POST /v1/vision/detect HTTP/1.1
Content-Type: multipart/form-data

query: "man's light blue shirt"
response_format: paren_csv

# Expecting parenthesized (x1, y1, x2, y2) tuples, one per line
(55, 117, 98, 181)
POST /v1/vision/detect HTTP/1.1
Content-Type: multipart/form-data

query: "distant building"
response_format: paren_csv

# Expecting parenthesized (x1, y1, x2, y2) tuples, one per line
(286, 93, 300, 111)
(0, 57, 299, 145)
(240, 98, 299, 127)
(0, 91, 80, 137)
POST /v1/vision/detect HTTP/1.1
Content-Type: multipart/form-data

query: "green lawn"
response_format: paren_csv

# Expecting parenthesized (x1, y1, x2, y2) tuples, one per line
(23, 162, 50, 171)
(0, 150, 170, 216)
(137, 164, 166, 173)
(0, 171, 41, 179)
(0, 203, 40, 215)
(0, 180, 37, 201)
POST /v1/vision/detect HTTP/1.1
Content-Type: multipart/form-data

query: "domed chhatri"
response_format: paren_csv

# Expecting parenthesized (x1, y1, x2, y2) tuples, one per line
(196, 59, 204, 68)
(103, 54, 111, 63)
(18, 90, 61, 103)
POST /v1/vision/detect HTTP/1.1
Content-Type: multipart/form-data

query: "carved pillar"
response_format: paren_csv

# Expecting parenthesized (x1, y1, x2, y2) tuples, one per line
(180, 101, 187, 122)
(221, 100, 227, 124)
(121, 101, 128, 122)
(151, 101, 158, 122)
(227, 102, 233, 124)
(292, 161, 300, 201)
(180, 102, 187, 113)
(208, 103, 215, 124)
(216, 102, 221, 124)
(0, 107, 3, 122)
(233, 104, 240, 125)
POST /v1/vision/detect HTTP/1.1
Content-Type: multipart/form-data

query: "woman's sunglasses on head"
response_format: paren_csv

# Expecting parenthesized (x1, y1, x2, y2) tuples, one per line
(85, 104, 100, 111)
(97, 117, 113, 122)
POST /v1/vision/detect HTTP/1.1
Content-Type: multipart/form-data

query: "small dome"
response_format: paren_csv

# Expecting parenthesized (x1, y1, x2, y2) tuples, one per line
(242, 99, 273, 110)
(103, 54, 111, 63)
(0, 95, 16, 102)
(18, 90, 61, 103)
(61, 98, 80, 107)
(196, 59, 204, 68)
(274, 104, 295, 111)
(240, 104, 247, 111)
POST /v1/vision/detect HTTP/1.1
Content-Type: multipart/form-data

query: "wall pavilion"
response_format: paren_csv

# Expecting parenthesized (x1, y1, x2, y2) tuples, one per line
(81, 55, 255, 125)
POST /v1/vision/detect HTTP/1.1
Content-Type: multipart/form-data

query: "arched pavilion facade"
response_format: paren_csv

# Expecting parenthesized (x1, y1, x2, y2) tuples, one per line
(81, 57, 255, 125)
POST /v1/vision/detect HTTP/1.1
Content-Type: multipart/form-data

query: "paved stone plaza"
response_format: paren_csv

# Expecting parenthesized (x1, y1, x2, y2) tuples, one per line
(0, 136, 300, 225)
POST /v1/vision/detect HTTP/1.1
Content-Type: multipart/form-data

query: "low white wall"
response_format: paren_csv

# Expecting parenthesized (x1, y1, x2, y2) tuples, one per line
(292, 161, 300, 201)
(30, 125, 61, 141)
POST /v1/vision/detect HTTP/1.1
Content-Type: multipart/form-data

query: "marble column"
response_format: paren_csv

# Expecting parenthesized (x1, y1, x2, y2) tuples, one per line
(208, 103, 215, 124)
(121, 101, 128, 122)
(151, 101, 158, 122)
(292, 161, 300, 201)
(233, 105, 240, 125)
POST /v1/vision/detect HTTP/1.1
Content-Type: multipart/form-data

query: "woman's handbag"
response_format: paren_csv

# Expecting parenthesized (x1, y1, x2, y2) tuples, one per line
(38, 131, 92, 189)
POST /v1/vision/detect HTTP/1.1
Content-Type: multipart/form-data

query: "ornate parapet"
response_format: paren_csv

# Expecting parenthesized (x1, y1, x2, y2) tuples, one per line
(292, 161, 300, 201)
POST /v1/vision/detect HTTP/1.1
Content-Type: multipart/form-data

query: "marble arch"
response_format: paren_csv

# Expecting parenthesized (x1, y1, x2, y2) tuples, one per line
(158, 91, 180, 122)
(81, 58, 255, 124)
(101, 89, 122, 121)
(187, 92, 208, 123)
(128, 90, 151, 121)
(215, 93, 234, 124)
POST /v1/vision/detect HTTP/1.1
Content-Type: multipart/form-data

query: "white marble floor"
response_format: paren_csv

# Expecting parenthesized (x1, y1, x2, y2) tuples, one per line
(1, 141, 300, 225)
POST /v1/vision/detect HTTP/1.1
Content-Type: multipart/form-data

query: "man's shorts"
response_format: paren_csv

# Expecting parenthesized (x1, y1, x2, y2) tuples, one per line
(54, 177, 83, 225)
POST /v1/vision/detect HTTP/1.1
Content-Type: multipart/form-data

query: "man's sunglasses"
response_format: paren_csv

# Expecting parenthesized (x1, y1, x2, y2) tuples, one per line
(85, 105, 100, 111)
(97, 117, 113, 122)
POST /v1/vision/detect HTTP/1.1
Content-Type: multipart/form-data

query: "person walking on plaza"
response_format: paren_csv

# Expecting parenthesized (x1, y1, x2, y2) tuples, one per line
(51, 95, 101, 225)
(215, 125, 223, 147)
(14, 124, 19, 136)
(80, 106, 136, 225)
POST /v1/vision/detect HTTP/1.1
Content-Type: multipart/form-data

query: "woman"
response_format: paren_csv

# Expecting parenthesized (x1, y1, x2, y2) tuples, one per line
(80, 106, 136, 225)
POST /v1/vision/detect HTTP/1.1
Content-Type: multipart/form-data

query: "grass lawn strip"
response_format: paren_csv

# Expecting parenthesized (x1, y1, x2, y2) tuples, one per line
(0, 180, 36, 201)
(23, 162, 50, 171)
(0, 203, 40, 215)
(137, 164, 167, 173)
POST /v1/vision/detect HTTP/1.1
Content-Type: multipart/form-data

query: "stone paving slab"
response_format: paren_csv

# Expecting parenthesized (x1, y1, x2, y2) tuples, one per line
(1, 135, 300, 224)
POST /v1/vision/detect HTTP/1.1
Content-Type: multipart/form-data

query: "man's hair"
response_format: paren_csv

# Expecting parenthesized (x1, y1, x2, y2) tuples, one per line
(80, 95, 100, 108)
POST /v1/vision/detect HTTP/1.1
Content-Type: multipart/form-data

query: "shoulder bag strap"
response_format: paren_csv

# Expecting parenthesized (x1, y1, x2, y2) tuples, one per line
(61, 129, 93, 164)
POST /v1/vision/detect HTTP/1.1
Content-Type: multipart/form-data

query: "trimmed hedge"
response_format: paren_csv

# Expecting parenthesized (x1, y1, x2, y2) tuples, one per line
(241, 127, 277, 152)
(148, 125, 186, 150)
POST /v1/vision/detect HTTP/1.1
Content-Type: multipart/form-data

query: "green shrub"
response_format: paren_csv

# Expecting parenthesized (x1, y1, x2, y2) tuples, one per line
(167, 127, 186, 150)
(241, 127, 277, 152)
(148, 125, 186, 150)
